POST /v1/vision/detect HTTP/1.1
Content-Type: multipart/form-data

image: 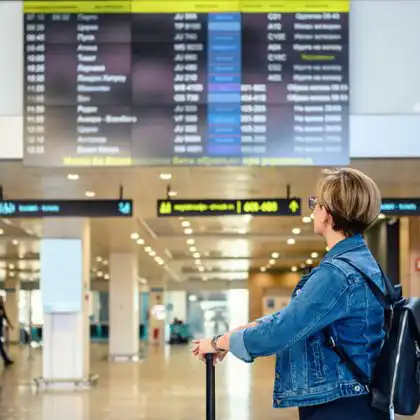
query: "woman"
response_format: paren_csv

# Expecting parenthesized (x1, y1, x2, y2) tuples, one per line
(0, 297, 14, 367)
(192, 168, 388, 420)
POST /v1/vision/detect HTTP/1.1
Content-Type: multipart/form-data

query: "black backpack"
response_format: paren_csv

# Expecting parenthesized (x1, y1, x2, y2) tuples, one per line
(324, 257, 420, 420)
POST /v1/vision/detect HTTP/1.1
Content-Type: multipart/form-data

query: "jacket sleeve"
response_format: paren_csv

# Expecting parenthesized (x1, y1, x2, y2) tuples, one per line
(229, 263, 349, 363)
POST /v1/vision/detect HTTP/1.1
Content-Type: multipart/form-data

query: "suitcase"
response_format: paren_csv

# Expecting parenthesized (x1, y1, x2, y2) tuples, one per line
(206, 354, 216, 420)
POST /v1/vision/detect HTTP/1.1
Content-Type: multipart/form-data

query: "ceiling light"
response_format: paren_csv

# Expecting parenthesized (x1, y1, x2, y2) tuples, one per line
(96, 256, 102, 262)
(187, 239, 195, 245)
(12, 239, 18, 245)
(144, 246, 152, 253)
(300, 263, 306, 268)
(102, 260, 108, 266)
(85, 191, 95, 198)
(8, 264, 15, 270)
(269, 259, 275, 265)
(189, 246, 197, 252)
(306, 258, 313, 265)
(149, 251, 156, 257)
(311, 252, 319, 259)
(291, 266, 298, 272)
(292, 227, 301, 235)
(97, 271, 103, 277)
(67, 173, 79, 180)
(154, 256, 162, 262)
(193, 252, 201, 259)
(238, 228, 247, 234)
(168, 190, 177, 197)
(0, 229, 3, 235)
(260, 267, 266, 272)
(157, 261, 164, 266)
(287, 238, 296, 245)
(130, 232, 139, 240)
(198, 266, 205, 272)
(159, 173, 172, 180)
(9, 271, 15, 277)
(378, 213, 386, 220)
(104, 274, 110, 280)
(302, 216, 312, 223)
(271, 252, 279, 259)
(184, 228, 193, 235)
(195, 259, 201, 265)
(182, 221, 190, 227)
(136, 238, 145, 245)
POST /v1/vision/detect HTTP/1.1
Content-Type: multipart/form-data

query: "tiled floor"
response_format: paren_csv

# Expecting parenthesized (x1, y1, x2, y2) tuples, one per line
(0, 343, 412, 420)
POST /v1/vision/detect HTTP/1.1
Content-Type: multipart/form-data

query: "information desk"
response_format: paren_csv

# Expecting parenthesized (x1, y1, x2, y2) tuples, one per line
(23, 0, 349, 167)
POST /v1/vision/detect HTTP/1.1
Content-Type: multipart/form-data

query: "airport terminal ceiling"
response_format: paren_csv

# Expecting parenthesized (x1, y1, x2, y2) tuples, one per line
(0, 159, 419, 285)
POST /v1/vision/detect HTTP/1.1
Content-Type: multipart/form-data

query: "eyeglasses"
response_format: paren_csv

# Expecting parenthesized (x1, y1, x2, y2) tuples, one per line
(308, 196, 319, 211)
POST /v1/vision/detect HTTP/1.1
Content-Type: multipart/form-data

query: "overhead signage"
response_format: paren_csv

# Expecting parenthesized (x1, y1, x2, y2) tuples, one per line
(157, 198, 301, 217)
(0, 199, 133, 218)
(380, 199, 420, 216)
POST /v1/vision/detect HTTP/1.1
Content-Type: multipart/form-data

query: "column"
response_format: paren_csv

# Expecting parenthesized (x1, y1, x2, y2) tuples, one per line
(4, 274, 20, 343)
(109, 253, 139, 361)
(40, 219, 91, 389)
(399, 217, 420, 297)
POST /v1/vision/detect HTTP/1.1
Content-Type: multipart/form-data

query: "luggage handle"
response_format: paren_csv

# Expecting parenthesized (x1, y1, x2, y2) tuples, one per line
(205, 354, 215, 420)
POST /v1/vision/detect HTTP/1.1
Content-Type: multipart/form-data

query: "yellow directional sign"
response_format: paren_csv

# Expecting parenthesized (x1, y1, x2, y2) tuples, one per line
(289, 200, 300, 214)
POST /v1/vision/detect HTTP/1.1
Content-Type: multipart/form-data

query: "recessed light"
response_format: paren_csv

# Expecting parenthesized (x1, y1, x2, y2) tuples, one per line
(144, 246, 152, 253)
(302, 216, 312, 223)
(184, 228, 193, 235)
(195, 259, 201, 265)
(271, 252, 279, 259)
(12, 239, 18, 245)
(291, 266, 298, 272)
(238, 228, 247, 234)
(260, 267, 267, 272)
(96, 256, 102, 262)
(306, 258, 313, 265)
(182, 221, 191, 227)
(154, 256, 162, 262)
(292, 227, 301, 235)
(0, 229, 4, 235)
(311, 252, 319, 259)
(67, 173, 79, 180)
(136, 238, 145, 245)
(8, 264, 15, 270)
(193, 252, 201, 259)
(287, 238, 296, 245)
(378, 213, 386, 220)
(9, 271, 15, 277)
(269, 259, 275, 265)
(168, 190, 177, 197)
(130, 232, 139, 240)
(198, 266, 205, 272)
(157, 261, 164, 266)
(149, 251, 156, 257)
(104, 274, 110, 280)
(159, 173, 172, 180)
(85, 191, 95, 198)
(189, 246, 197, 252)
(187, 239, 195, 245)
(97, 271, 103, 277)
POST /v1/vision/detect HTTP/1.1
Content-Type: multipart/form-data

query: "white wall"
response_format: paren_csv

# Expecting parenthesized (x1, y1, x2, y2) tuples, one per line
(0, 0, 419, 159)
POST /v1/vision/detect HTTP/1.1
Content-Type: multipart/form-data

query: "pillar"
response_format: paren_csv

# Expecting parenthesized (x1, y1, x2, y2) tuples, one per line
(109, 253, 139, 361)
(399, 217, 420, 297)
(40, 219, 91, 388)
(4, 274, 20, 343)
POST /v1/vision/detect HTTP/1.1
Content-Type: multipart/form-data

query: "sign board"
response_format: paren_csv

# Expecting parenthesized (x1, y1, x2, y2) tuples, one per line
(0, 199, 133, 218)
(381, 199, 420, 216)
(157, 198, 301, 217)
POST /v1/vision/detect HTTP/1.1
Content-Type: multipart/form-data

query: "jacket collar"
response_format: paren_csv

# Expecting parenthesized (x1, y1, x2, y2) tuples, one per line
(323, 233, 366, 261)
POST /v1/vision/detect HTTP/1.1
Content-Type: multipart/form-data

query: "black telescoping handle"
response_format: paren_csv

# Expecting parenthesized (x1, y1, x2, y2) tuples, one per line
(205, 354, 215, 420)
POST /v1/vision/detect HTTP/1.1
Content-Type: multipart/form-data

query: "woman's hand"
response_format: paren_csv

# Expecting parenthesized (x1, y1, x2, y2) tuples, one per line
(191, 338, 227, 365)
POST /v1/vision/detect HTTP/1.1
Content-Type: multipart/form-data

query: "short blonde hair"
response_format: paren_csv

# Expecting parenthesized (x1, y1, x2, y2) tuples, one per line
(316, 168, 382, 236)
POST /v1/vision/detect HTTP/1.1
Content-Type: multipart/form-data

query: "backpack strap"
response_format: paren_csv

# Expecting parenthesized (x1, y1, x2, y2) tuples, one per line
(323, 257, 395, 392)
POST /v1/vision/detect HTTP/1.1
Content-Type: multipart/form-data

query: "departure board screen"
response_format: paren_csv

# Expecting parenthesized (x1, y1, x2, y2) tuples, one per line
(23, 0, 349, 167)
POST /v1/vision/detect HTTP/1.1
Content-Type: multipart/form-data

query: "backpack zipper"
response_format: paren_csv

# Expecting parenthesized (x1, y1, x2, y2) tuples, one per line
(389, 310, 409, 420)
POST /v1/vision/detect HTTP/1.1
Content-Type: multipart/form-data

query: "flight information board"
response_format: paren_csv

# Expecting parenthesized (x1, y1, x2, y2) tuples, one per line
(23, 0, 349, 167)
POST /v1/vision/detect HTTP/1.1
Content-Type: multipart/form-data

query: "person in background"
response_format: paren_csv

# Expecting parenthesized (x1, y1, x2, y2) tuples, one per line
(192, 168, 388, 420)
(0, 297, 14, 367)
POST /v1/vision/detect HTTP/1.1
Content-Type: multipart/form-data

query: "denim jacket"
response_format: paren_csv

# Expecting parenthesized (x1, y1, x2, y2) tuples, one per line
(230, 234, 385, 408)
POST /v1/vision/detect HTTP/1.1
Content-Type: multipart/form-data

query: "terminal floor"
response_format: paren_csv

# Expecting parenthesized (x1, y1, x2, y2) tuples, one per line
(0, 343, 411, 420)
